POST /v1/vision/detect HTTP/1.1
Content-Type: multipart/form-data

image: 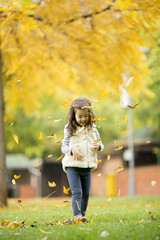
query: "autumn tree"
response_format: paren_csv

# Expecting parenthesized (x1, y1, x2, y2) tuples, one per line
(0, 0, 160, 206)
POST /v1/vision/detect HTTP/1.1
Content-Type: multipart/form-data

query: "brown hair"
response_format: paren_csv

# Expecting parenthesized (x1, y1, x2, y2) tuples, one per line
(66, 98, 95, 137)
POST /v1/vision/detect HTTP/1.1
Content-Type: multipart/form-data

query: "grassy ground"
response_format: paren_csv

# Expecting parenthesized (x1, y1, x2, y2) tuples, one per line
(0, 195, 160, 240)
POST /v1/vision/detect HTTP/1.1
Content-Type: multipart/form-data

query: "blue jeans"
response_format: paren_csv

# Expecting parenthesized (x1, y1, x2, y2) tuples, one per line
(66, 167, 91, 216)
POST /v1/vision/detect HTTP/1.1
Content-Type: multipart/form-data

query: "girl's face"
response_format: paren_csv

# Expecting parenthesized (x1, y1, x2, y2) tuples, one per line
(75, 109, 89, 127)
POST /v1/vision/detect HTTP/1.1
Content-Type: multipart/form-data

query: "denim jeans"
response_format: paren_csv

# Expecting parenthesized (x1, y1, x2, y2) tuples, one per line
(66, 167, 91, 216)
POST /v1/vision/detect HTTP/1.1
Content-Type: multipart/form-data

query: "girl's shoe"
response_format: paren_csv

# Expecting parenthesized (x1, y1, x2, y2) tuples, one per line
(74, 214, 82, 221)
(79, 216, 87, 223)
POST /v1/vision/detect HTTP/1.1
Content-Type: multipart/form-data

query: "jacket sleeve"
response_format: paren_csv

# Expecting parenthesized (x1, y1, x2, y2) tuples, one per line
(93, 126, 104, 152)
(61, 127, 72, 155)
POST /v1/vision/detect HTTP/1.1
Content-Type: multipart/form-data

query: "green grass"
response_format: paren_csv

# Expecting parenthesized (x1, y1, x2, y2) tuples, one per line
(0, 195, 160, 240)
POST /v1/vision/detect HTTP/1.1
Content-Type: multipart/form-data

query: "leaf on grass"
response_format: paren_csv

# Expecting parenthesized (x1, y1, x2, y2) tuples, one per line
(12, 179, 16, 185)
(75, 200, 81, 211)
(13, 135, 19, 144)
(14, 174, 20, 179)
(12, 233, 23, 236)
(55, 204, 66, 207)
(152, 202, 160, 207)
(63, 186, 71, 194)
(114, 146, 123, 151)
(115, 166, 124, 173)
(151, 215, 157, 220)
(39, 229, 51, 234)
(100, 230, 110, 237)
(56, 154, 64, 161)
(38, 132, 43, 140)
(48, 181, 56, 187)
(127, 103, 140, 109)
(107, 155, 111, 160)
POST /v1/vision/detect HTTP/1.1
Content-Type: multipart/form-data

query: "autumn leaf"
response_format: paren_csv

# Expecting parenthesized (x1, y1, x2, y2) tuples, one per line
(152, 202, 160, 207)
(101, 92, 108, 97)
(151, 181, 156, 186)
(114, 140, 119, 145)
(107, 155, 111, 160)
(13, 135, 19, 144)
(14, 174, 20, 179)
(94, 139, 101, 143)
(97, 159, 102, 164)
(48, 181, 56, 187)
(48, 154, 53, 158)
(115, 166, 124, 173)
(81, 106, 93, 109)
(91, 116, 109, 122)
(32, 159, 41, 165)
(38, 132, 42, 140)
(53, 119, 62, 123)
(115, 146, 123, 151)
(125, 115, 128, 124)
(63, 186, 71, 194)
(97, 173, 101, 177)
(56, 154, 64, 161)
(127, 103, 140, 109)
(60, 101, 70, 108)
(146, 140, 151, 144)
(12, 179, 16, 185)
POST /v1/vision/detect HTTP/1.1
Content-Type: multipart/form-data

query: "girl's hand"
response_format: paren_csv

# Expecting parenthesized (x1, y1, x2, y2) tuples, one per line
(71, 147, 83, 161)
(91, 142, 100, 152)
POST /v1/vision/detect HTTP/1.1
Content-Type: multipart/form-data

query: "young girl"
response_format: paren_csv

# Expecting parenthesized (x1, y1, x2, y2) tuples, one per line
(61, 97, 104, 222)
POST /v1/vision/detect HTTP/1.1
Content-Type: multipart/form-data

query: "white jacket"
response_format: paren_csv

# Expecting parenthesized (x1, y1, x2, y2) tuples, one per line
(62, 126, 103, 172)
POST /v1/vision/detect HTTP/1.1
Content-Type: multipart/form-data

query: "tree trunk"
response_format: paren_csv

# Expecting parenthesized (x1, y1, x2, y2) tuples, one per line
(0, 47, 7, 206)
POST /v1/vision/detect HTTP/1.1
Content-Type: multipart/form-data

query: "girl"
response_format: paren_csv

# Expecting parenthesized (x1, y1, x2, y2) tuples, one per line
(61, 97, 104, 222)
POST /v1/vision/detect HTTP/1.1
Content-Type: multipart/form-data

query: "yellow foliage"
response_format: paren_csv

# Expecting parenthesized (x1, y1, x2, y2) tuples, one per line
(0, 0, 160, 114)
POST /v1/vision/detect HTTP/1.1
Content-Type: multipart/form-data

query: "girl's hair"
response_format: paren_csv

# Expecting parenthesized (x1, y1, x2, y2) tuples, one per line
(66, 97, 95, 137)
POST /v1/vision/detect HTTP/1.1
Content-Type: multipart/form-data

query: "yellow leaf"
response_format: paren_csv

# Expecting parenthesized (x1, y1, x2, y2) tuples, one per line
(56, 154, 64, 161)
(63, 186, 71, 194)
(115, 146, 123, 151)
(107, 155, 111, 160)
(12, 179, 16, 185)
(38, 132, 42, 140)
(152, 202, 160, 207)
(81, 106, 93, 109)
(13, 135, 19, 144)
(48, 181, 56, 187)
(97, 159, 102, 164)
(101, 92, 108, 97)
(32, 159, 41, 165)
(115, 166, 124, 173)
(97, 173, 101, 177)
(94, 139, 101, 143)
(14, 174, 20, 179)
(146, 140, 151, 144)
(127, 103, 140, 109)
(60, 101, 70, 108)
(53, 119, 62, 123)
(125, 115, 128, 124)
(114, 140, 119, 145)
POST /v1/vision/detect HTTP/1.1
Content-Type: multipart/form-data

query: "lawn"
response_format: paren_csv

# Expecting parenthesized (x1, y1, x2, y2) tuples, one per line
(0, 195, 160, 240)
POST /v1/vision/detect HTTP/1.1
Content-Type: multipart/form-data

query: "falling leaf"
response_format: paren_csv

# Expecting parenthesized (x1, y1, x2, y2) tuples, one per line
(10, 122, 14, 127)
(81, 106, 93, 109)
(127, 103, 140, 109)
(38, 132, 43, 140)
(63, 186, 71, 194)
(56, 154, 64, 161)
(146, 140, 151, 144)
(97, 173, 101, 177)
(152, 202, 160, 207)
(115, 146, 123, 151)
(75, 200, 81, 211)
(125, 115, 128, 124)
(115, 166, 124, 173)
(151, 181, 157, 186)
(118, 188, 121, 197)
(97, 159, 102, 164)
(60, 101, 70, 108)
(14, 174, 20, 179)
(94, 139, 101, 143)
(114, 140, 119, 145)
(32, 159, 41, 165)
(48, 181, 56, 187)
(89, 99, 98, 103)
(15, 202, 23, 209)
(48, 154, 53, 158)
(12, 179, 16, 185)
(53, 119, 62, 123)
(13, 135, 19, 144)
(107, 155, 111, 160)
(91, 116, 109, 122)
